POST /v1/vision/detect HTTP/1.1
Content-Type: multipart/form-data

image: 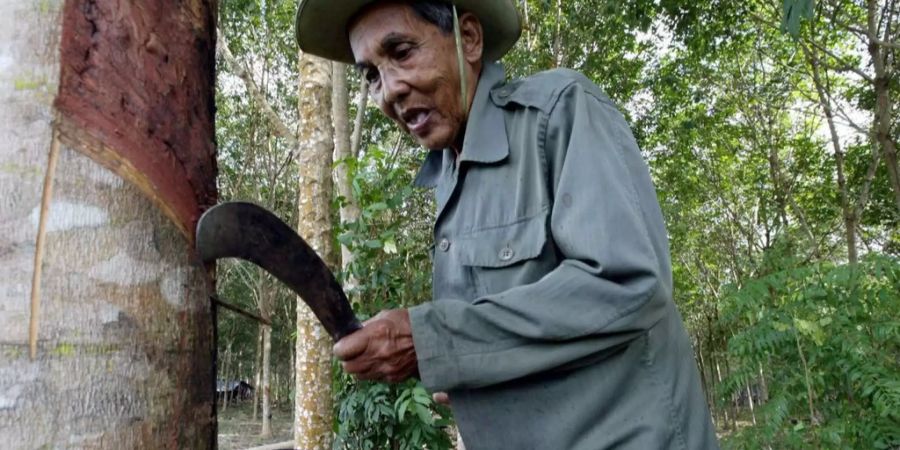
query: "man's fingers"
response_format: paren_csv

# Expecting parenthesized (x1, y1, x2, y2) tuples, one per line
(341, 359, 373, 376)
(361, 311, 385, 326)
(333, 309, 417, 383)
(432, 392, 450, 405)
(333, 331, 368, 360)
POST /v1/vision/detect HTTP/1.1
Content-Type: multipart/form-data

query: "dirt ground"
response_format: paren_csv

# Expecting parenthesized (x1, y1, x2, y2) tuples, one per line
(217, 401, 294, 450)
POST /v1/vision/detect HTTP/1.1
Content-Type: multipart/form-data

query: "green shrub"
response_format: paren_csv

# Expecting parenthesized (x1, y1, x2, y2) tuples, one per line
(332, 146, 454, 450)
(720, 255, 900, 449)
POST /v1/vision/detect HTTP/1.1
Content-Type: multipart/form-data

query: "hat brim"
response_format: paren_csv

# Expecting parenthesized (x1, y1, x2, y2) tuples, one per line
(295, 0, 521, 64)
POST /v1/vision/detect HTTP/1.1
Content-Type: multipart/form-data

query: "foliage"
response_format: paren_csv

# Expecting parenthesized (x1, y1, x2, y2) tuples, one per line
(333, 375, 452, 450)
(719, 254, 900, 448)
(332, 140, 452, 449)
(335, 145, 434, 310)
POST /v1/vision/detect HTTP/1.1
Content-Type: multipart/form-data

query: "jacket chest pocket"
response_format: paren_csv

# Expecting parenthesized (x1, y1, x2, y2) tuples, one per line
(457, 212, 552, 297)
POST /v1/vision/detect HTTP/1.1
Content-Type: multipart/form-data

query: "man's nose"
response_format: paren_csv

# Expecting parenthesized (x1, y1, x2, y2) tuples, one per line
(381, 69, 410, 105)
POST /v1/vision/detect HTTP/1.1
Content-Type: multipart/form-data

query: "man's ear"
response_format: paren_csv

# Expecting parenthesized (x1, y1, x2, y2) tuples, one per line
(459, 12, 483, 63)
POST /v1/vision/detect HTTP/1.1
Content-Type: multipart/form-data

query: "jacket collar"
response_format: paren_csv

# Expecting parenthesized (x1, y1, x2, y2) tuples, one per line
(414, 62, 509, 188)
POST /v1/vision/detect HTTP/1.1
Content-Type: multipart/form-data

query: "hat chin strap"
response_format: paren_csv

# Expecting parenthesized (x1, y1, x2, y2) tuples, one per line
(452, 4, 468, 114)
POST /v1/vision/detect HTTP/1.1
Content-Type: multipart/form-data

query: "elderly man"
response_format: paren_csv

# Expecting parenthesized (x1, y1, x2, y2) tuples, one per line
(295, 1, 718, 448)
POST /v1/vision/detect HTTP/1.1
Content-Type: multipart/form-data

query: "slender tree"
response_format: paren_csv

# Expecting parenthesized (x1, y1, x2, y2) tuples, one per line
(293, 51, 337, 450)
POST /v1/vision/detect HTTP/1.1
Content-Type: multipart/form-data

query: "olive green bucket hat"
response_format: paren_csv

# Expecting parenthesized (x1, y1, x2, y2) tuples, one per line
(295, 0, 522, 64)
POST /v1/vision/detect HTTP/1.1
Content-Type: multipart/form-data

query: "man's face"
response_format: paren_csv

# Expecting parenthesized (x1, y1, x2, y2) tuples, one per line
(349, 2, 479, 150)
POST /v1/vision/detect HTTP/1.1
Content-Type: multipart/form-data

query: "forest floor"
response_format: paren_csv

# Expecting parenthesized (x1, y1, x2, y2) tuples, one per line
(215, 400, 749, 448)
(218, 401, 294, 450)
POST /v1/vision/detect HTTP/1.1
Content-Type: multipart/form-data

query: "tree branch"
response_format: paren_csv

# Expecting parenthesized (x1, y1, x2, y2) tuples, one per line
(748, 10, 875, 83)
(217, 28, 298, 147)
(854, 142, 883, 218)
(351, 76, 369, 159)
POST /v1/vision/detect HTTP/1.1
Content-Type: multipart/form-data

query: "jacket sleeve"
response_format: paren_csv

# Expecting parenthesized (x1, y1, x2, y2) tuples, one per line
(409, 81, 671, 392)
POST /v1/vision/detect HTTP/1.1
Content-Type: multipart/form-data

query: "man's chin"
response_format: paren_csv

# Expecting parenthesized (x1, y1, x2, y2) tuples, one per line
(414, 135, 451, 151)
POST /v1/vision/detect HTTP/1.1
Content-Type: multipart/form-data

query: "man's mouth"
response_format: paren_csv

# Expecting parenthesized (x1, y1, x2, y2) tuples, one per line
(401, 108, 432, 134)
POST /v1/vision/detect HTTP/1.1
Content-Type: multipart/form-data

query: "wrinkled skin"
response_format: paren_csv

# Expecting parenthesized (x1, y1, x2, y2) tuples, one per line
(333, 2, 484, 386)
(332, 309, 417, 383)
(348, 1, 483, 152)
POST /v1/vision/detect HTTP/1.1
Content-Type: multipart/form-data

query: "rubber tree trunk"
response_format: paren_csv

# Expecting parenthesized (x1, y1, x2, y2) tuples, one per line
(802, 44, 859, 263)
(293, 51, 336, 450)
(259, 277, 273, 437)
(222, 343, 232, 412)
(0, 0, 217, 448)
(866, 0, 900, 213)
(261, 323, 273, 438)
(331, 62, 357, 290)
(253, 327, 263, 420)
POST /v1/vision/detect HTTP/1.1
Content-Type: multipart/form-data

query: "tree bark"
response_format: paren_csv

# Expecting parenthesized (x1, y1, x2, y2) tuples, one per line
(253, 326, 263, 421)
(554, 0, 564, 67)
(705, 315, 720, 428)
(758, 361, 769, 404)
(259, 277, 274, 437)
(217, 29, 299, 147)
(745, 382, 757, 425)
(802, 43, 859, 263)
(867, 0, 900, 213)
(795, 333, 819, 425)
(261, 323, 273, 438)
(723, 352, 737, 431)
(293, 52, 336, 450)
(714, 354, 725, 429)
(695, 335, 712, 414)
(0, 0, 217, 447)
(351, 77, 369, 160)
(332, 62, 359, 291)
(222, 343, 231, 412)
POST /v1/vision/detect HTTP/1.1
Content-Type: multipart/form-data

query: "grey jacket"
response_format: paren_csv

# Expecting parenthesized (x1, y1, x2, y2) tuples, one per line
(409, 62, 718, 450)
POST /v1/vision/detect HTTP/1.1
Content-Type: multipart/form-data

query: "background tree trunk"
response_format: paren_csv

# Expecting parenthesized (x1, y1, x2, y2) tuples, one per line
(332, 63, 367, 295)
(222, 343, 232, 412)
(332, 62, 357, 289)
(293, 52, 336, 450)
(866, 0, 900, 212)
(803, 44, 859, 263)
(261, 323, 273, 437)
(0, 0, 217, 447)
(253, 326, 263, 420)
(259, 276, 273, 438)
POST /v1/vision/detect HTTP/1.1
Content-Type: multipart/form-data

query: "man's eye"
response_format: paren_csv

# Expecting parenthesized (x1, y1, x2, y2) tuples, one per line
(393, 44, 414, 61)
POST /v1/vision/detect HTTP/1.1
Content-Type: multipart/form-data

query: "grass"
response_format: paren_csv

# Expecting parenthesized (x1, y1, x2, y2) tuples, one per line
(218, 400, 294, 450)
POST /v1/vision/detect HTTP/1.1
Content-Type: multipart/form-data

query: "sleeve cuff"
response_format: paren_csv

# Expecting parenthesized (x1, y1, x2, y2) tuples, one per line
(409, 302, 459, 392)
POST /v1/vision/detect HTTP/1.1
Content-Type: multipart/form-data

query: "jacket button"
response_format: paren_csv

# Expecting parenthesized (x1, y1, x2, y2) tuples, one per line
(438, 238, 451, 252)
(498, 246, 514, 261)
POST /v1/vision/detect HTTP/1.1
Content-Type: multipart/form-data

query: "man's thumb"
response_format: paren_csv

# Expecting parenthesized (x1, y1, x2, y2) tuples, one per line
(333, 331, 367, 360)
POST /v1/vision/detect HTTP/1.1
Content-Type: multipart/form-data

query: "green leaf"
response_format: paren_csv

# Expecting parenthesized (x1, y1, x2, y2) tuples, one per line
(414, 403, 433, 425)
(773, 321, 791, 332)
(337, 232, 355, 245)
(781, 0, 815, 38)
(397, 397, 410, 422)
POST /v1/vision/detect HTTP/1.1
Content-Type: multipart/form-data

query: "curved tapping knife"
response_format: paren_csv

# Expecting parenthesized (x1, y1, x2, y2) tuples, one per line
(196, 202, 361, 341)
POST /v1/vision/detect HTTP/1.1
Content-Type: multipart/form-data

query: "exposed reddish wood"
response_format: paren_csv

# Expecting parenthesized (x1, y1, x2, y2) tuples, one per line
(55, 0, 218, 235)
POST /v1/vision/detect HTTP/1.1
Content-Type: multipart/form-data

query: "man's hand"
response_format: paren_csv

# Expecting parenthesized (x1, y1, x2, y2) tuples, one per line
(333, 309, 418, 383)
(432, 392, 450, 405)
